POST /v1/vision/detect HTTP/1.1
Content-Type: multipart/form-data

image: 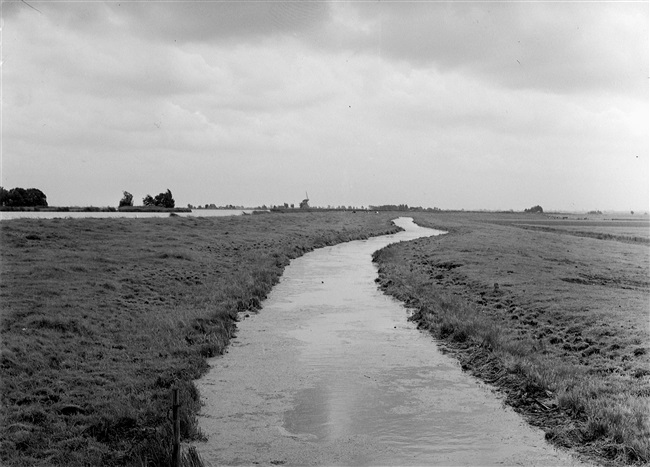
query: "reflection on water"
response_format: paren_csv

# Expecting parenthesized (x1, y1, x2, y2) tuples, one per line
(196, 218, 584, 466)
(285, 365, 486, 449)
(279, 218, 508, 464)
(0, 209, 256, 221)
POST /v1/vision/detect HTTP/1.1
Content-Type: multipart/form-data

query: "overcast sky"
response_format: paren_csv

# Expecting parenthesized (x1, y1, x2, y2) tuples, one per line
(1, 1, 648, 211)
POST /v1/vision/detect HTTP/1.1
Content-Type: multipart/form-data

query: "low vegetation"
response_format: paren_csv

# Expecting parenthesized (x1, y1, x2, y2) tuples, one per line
(373, 212, 649, 466)
(0, 212, 401, 466)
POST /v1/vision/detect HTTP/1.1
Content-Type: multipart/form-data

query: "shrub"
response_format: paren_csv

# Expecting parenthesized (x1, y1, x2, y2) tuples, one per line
(524, 205, 544, 213)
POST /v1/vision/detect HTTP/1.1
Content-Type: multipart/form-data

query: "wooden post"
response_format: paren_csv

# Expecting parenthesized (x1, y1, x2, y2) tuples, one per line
(172, 388, 180, 467)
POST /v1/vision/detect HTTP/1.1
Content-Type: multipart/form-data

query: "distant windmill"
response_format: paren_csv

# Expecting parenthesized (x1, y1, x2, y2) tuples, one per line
(300, 191, 310, 209)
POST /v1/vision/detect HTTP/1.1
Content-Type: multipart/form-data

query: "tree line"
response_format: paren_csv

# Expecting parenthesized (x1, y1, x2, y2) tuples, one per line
(0, 187, 48, 207)
(119, 189, 175, 208)
(1, 186, 175, 209)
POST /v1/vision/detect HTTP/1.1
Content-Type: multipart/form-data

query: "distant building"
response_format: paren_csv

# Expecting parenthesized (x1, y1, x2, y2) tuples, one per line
(300, 192, 310, 209)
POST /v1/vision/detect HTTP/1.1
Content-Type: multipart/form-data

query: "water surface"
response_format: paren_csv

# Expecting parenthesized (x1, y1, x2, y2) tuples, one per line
(0, 209, 256, 221)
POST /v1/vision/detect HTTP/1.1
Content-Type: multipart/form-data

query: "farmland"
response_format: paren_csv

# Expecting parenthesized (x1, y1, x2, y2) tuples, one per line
(0, 212, 401, 466)
(1, 210, 648, 466)
(374, 212, 649, 465)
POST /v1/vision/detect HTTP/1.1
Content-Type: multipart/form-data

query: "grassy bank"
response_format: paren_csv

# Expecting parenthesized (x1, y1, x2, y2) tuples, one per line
(373, 212, 649, 466)
(0, 212, 401, 466)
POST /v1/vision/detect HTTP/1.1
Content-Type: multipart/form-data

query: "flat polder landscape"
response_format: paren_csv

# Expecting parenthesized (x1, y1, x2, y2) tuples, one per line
(375, 212, 649, 466)
(1, 211, 648, 466)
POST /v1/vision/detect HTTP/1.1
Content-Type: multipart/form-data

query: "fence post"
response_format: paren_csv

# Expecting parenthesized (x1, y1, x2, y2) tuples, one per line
(172, 388, 180, 467)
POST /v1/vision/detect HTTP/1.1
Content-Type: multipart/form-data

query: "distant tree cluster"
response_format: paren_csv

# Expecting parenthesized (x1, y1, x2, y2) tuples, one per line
(142, 189, 175, 208)
(118, 189, 176, 208)
(368, 204, 411, 211)
(366, 204, 442, 212)
(411, 206, 441, 212)
(524, 205, 544, 213)
(0, 187, 48, 207)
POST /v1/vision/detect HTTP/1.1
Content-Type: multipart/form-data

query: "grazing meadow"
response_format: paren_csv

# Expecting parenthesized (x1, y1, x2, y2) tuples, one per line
(373, 212, 649, 466)
(0, 212, 401, 466)
(2, 210, 648, 466)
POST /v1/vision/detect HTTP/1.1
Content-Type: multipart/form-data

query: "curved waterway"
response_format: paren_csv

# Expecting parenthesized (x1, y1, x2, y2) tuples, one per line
(196, 218, 585, 466)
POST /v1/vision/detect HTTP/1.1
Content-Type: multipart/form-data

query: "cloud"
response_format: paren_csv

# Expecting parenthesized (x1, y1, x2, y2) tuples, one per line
(1, 1, 647, 211)
(326, 1, 648, 98)
(17, 0, 332, 44)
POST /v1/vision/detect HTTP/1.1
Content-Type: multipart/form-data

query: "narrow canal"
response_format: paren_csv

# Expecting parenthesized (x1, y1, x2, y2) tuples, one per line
(195, 218, 584, 466)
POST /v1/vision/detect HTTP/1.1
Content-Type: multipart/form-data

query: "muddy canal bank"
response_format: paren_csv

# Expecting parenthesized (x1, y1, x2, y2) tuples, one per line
(195, 218, 586, 466)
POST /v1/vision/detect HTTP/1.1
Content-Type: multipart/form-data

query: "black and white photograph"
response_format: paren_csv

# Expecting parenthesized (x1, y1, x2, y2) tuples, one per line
(1, 1, 648, 466)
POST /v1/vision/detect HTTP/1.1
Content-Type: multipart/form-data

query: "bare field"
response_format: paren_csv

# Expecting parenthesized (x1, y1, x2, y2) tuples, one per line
(0, 212, 401, 466)
(374, 212, 649, 466)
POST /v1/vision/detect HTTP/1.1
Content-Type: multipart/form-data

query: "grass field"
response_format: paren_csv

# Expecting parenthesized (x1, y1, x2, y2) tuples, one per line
(487, 214, 650, 244)
(373, 212, 649, 466)
(2, 210, 647, 466)
(0, 212, 401, 466)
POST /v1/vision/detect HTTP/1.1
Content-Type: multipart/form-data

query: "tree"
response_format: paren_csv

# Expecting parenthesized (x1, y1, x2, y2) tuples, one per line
(0, 187, 47, 207)
(143, 189, 175, 208)
(119, 191, 134, 207)
(26, 189, 47, 206)
(524, 205, 544, 213)
(0, 187, 9, 206)
(154, 189, 175, 208)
